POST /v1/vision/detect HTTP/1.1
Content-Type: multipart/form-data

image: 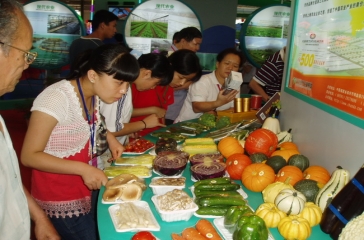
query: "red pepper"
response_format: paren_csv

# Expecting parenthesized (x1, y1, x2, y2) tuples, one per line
(131, 231, 156, 240)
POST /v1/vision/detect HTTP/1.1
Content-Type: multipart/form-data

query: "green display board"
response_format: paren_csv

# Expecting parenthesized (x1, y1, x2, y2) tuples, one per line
(24, 0, 86, 70)
(240, 4, 290, 68)
(284, 0, 364, 129)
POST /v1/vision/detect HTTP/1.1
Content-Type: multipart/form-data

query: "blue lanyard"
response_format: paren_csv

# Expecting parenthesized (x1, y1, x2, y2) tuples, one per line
(76, 78, 95, 156)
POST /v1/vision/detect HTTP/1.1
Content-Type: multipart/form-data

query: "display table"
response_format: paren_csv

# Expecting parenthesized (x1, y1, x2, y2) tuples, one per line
(97, 123, 332, 240)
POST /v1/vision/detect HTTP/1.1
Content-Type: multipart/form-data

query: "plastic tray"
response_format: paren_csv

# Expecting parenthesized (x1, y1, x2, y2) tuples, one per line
(108, 201, 160, 232)
(213, 217, 275, 240)
(149, 177, 186, 195)
(151, 195, 198, 222)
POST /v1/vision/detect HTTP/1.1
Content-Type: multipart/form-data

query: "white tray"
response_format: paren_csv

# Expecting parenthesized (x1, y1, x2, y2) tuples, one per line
(108, 201, 160, 232)
(153, 169, 184, 178)
(213, 217, 275, 240)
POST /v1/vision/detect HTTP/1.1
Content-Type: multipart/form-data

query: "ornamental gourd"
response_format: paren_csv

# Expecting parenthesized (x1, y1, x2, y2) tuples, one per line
(261, 117, 281, 134)
(225, 153, 252, 180)
(315, 166, 350, 212)
(298, 202, 322, 227)
(288, 154, 310, 172)
(262, 177, 294, 203)
(303, 165, 331, 185)
(276, 129, 293, 144)
(217, 136, 244, 158)
(244, 129, 278, 157)
(241, 163, 276, 192)
(255, 202, 287, 228)
(278, 215, 312, 240)
(275, 165, 303, 186)
(275, 189, 306, 215)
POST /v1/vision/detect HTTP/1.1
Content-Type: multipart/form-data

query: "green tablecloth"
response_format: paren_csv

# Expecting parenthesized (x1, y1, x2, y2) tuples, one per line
(97, 123, 332, 240)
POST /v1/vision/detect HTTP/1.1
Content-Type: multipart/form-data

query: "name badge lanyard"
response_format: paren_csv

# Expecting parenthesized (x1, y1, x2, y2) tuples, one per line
(77, 78, 95, 158)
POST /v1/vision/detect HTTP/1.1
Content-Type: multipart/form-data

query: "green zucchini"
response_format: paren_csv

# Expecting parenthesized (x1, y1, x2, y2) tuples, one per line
(194, 190, 241, 197)
(195, 194, 243, 203)
(193, 177, 231, 187)
(198, 196, 247, 207)
(195, 183, 240, 191)
(196, 206, 230, 216)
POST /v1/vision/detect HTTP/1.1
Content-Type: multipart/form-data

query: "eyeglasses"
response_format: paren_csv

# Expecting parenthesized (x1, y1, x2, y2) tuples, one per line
(0, 41, 38, 64)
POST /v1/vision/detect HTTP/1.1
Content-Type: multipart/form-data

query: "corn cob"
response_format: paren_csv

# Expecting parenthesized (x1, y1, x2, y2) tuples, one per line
(182, 144, 218, 155)
(104, 166, 151, 178)
(183, 138, 215, 146)
(115, 154, 155, 167)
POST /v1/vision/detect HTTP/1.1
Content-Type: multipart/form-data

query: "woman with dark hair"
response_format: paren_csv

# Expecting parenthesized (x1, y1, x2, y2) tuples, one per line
(100, 53, 174, 147)
(130, 49, 202, 137)
(21, 44, 140, 240)
(165, 27, 203, 125)
(175, 47, 243, 122)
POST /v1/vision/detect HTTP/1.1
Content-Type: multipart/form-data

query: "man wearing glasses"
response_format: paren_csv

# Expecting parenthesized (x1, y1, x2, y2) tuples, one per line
(0, 0, 59, 239)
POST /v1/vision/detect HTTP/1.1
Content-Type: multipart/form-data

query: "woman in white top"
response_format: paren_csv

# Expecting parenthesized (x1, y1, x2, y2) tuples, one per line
(175, 48, 244, 122)
(21, 44, 140, 240)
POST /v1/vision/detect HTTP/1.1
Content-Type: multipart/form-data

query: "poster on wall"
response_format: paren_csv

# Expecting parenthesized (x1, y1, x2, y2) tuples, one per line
(240, 4, 290, 68)
(123, 0, 201, 55)
(285, 0, 364, 126)
(24, 0, 86, 69)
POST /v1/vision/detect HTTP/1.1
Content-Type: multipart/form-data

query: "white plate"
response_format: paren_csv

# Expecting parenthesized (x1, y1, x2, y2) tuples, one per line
(213, 217, 275, 240)
(122, 146, 154, 155)
(108, 201, 160, 232)
(153, 169, 184, 178)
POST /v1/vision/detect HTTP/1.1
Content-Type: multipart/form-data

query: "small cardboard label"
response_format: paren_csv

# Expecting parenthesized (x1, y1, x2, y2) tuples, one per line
(256, 92, 280, 123)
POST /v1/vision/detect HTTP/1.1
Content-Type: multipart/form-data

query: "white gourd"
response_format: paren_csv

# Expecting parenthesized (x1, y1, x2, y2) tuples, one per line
(315, 166, 350, 212)
(275, 188, 306, 215)
(277, 129, 293, 144)
(262, 117, 281, 134)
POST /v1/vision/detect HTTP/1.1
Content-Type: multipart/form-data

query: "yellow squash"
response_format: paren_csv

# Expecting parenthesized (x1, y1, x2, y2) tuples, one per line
(278, 215, 312, 240)
(262, 178, 294, 203)
(255, 202, 286, 228)
(298, 202, 322, 227)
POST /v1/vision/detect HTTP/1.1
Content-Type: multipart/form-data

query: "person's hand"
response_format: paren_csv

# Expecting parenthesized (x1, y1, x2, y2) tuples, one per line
(143, 114, 166, 128)
(150, 106, 166, 118)
(216, 89, 238, 107)
(107, 132, 125, 160)
(81, 164, 108, 190)
(34, 215, 60, 240)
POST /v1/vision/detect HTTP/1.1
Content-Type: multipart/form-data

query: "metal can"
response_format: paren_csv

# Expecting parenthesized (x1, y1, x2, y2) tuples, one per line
(234, 98, 243, 113)
(242, 98, 250, 112)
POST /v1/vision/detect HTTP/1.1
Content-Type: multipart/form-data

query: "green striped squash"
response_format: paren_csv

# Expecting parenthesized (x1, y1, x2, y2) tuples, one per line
(294, 179, 321, 202)
(315, 166, 350, 211)
(266, 155, 287, 174)
(288, 154, 310, 172)
(249, 152, 268, 163)
(275, 189, 306, 215)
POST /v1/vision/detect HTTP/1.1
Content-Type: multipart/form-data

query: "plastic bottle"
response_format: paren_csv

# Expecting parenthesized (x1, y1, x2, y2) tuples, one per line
(320, 164, 364, 239)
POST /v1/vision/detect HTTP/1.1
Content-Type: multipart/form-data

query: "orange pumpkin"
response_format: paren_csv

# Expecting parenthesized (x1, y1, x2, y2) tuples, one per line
(242, 163, 276, 192)
(279, 142, 299, 150)
(244, 129, 278, 157)
(275, 165, 303, 186)
(218, 137, 244, 158)
(226, 153, 252, 180)
(303, 166, 331, 185)
(270, 149, 300, 162)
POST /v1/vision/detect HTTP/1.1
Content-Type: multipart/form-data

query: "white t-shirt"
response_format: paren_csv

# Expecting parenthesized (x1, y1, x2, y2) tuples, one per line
(100, 86, 133, 145)
(0, 115, 31, 240)
(175, 71, 240, 122)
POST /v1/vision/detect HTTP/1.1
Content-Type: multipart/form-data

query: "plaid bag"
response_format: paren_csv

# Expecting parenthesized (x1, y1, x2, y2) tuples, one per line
(96, 114, 109, 156)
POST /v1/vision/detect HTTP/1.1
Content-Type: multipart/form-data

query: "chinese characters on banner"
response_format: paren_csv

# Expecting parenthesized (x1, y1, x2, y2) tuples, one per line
(287, 0, 364, 118)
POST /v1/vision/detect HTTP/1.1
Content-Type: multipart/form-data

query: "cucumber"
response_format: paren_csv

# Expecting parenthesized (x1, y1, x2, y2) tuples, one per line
(196, 206, 230, 216)
(195, 194, 244, 203)
(195, 183, 240, 191)
(194, 190, 241, 197)
(193, 177, 231, 187)
(198, 196, 247, 207)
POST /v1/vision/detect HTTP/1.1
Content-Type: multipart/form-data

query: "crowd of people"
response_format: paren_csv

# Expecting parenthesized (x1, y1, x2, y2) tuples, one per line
(0, 1, 286, 239)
